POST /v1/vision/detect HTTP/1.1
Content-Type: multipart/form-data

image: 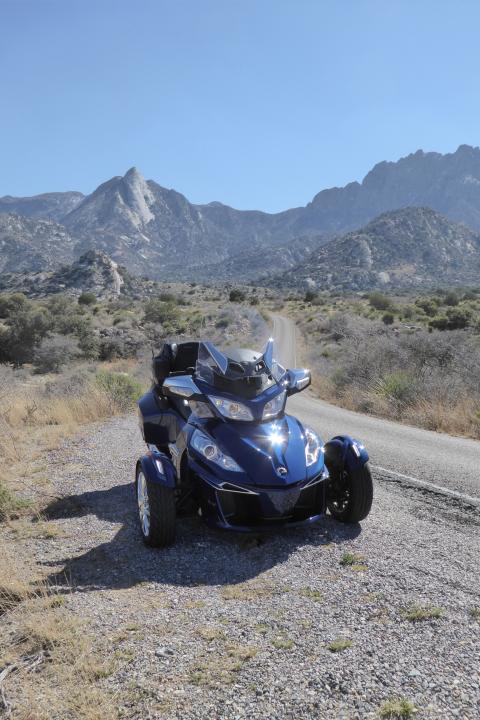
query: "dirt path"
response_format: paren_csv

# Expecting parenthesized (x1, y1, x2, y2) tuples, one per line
(4, 415, 480, 719)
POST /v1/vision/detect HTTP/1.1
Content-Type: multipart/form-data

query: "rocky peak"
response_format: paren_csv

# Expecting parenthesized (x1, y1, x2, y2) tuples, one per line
(119, 167, 154, 227)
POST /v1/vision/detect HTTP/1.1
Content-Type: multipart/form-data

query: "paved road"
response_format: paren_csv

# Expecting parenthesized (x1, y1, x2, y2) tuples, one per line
(272, 314, 480, 502)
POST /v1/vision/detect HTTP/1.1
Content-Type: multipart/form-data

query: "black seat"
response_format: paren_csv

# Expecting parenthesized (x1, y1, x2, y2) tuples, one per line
(153, 341, 200, 386)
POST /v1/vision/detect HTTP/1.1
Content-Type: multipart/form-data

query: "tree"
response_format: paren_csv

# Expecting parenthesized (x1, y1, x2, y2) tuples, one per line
(0, 306, 52, 364)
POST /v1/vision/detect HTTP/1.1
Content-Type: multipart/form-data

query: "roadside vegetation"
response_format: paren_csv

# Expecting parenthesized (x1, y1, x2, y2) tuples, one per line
(0, 283, 268, 717)
(288, 286, 480, 439)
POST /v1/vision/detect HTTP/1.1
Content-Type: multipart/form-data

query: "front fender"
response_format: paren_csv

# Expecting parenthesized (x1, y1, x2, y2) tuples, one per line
(137, 452, 177, 489)
(324, 435, 369, 474)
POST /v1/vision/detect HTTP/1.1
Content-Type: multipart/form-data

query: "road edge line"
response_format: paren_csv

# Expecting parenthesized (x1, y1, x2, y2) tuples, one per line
(372, 465, 480, 508)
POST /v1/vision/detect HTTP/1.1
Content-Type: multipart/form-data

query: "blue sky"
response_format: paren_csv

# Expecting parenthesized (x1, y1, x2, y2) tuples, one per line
(2, 0, 480, 211)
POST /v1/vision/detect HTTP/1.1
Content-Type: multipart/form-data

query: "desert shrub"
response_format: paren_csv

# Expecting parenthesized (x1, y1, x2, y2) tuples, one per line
(95, 371, 143, 411)
(430, 307, 472, 331)
(250, 296, 260, 305)
(368, 292, 392, 311)
(415, 297, 439, 317)
(444, 291, 459, 306)
(382, 312, 394, 325)
(305, 290, 318, 302)
(143, 299, 180, 325)
(0, 477, 20, 519)
(77, 327, 100, 359)
(229, 288, 246, 302)
(215, 317, 229, 329)
(0, 292, 28, 318)
(0, 304, 52, 365)
(429, 315, 448, 331)
(34, 335, 79, 374)
(374, 371, 417, 406)
(78, 291, 97, 305)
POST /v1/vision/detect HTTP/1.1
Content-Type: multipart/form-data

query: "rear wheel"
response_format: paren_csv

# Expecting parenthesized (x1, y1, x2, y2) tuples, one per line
(327, 463, 373, 523)
(136, 467, 176, 547)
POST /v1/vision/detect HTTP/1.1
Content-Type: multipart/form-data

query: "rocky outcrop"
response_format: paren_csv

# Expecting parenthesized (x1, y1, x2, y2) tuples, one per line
(271, 208, 480, 291)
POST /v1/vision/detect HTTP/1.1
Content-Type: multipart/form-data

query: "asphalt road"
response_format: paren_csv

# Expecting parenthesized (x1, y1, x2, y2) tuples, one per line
(272, 314, 480, 503)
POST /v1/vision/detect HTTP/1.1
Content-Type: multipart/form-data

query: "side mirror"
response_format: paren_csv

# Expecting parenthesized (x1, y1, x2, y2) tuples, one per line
(285, 368, 311, 396)
(162, 375, 201, 399)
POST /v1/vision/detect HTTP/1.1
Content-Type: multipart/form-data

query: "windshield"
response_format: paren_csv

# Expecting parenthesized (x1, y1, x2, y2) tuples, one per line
(195, 339, 286, 398)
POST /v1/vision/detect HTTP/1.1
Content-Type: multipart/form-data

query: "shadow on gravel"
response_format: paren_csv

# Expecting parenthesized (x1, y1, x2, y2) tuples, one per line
(42, 482, 361, 592)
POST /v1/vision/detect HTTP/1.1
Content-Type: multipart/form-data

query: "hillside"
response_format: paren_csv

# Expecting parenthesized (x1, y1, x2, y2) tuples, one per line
(272, 207, 480, 291)
(0, 250, 160, 299)
(2, 145, 480, 280)
(0, 213, 76, 273)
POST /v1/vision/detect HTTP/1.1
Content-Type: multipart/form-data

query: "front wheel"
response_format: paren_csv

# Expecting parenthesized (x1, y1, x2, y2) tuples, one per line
(136, 466, 176, 547)
(327, 462, 373, 523)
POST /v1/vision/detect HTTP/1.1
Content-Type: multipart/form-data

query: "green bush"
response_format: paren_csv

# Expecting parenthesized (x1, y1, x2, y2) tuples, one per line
(0, 305, 52, 365)
(444, 291, 459, 306)
(229, 288, 246, 302)
(368, 292, 392, 311)
(382, 312, 395, 325)
(95, 371, 143, 411)
(78, 292, 97, 306)
(0, 292, 28, 319)
(375, 371, 416, 406)
(305, 290, 318, 303)
(429, 307, 472, 331)
(143, 299, 180, 325)
(415, 297, 438, 317)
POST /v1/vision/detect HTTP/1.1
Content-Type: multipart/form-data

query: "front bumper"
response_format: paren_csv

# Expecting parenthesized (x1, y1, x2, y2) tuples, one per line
(195, 467, 327, 532)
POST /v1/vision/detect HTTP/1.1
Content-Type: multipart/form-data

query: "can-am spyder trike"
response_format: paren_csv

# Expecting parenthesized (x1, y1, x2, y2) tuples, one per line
(136, 339, 373, 547)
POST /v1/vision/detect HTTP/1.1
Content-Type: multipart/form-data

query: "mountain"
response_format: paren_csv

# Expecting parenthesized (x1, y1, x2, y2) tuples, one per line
(61, 167, 291, 276)
(175, 235, 322, 283)
(0, 213, 76, 273)
(0, 191, 84, 222)
(0, 250, 160, 299)
(271, 207, 480, 291)
(3, 145, 480, 281)
(284, 144, 480, 238)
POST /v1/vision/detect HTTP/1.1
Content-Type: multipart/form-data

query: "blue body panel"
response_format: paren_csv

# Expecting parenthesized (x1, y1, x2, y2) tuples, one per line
(324, 435, 369, 471)
(138, 451, 177, 489)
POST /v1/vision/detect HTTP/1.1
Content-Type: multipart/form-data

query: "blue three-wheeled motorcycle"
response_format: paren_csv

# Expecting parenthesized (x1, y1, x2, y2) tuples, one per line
(136, 339, 373, 546)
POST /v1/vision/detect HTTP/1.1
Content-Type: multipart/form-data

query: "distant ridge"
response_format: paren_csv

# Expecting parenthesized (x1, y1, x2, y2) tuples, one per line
(2, 145, 480, 282)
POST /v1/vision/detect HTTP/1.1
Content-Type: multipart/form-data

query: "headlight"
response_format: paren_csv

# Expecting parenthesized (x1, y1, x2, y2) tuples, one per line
(208, 395, 254, 421)
(191, 430, 242, 472)
(304, 427, 322, 466)
(189, 400, 214, 418)
(262, 390, 286, 420)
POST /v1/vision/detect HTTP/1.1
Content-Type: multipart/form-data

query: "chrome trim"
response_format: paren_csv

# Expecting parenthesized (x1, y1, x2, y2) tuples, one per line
(162, 375, 200, 398)
(203, 475, 259, 495)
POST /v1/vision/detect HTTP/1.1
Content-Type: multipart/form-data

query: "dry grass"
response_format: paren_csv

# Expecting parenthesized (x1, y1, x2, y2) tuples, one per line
(0, 364, 142, 519)
(378, 697, 417, 718)
(401, 604, 444, 622)
(0, 550, 118, 719)
(327, 637, 353, 653)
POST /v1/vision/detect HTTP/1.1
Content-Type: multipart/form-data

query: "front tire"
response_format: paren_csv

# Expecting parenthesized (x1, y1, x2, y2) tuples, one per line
(327, 463, 373, 523)
(136, 467, 176, 547)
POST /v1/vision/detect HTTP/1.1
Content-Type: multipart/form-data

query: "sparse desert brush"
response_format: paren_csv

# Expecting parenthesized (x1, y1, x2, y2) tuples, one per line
(0, 550, 117, 720)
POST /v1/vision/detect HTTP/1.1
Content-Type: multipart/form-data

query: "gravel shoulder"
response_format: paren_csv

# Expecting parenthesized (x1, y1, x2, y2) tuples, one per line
(2, 414, 480, 719)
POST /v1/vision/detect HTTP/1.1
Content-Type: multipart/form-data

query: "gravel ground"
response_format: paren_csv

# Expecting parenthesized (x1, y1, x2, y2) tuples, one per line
(4, 415, 480, 719)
